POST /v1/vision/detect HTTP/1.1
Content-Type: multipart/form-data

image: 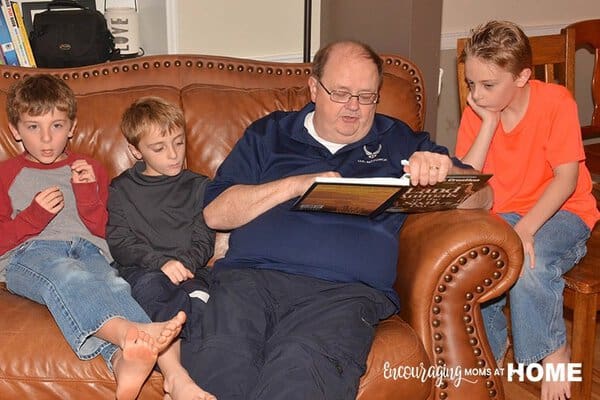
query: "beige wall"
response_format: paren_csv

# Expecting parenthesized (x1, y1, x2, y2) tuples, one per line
(177, 0, 321, 61)
(437, 0, 600, 153)
(441, 0, 600, 33)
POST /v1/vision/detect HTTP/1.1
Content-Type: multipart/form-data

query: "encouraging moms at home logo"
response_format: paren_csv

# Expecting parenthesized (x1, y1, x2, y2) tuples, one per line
(383, 361, 583, 388)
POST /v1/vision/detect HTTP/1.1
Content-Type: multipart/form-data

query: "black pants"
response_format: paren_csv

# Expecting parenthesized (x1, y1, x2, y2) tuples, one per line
(121, 267, 209, 339)
(182, 267, 396, 400)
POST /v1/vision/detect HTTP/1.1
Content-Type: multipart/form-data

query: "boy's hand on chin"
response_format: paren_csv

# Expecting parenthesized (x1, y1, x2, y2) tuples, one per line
(467, 92, 500, 126)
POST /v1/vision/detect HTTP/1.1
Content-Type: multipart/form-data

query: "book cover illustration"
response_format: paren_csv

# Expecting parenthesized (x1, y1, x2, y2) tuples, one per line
(292, 174, 491, 217)
(387, 174, 491, 213)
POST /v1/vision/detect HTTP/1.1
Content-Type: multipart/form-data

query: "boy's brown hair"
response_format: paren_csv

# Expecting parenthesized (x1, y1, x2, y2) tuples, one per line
(6, 74, 77, 127)
(459, 20, 532, 77)
(120, 96, 185, 148)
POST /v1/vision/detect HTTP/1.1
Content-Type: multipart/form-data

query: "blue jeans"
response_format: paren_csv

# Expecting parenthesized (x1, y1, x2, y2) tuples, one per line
(6, 238, 151, 368)
(482, 211, 591, 364)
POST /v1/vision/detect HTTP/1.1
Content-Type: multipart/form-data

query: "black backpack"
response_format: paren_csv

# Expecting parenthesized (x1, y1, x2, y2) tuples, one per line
(30, 0, 119, 68)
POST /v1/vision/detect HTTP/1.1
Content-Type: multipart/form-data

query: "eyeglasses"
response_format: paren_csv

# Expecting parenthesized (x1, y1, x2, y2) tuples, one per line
(318, 80, 379, 105)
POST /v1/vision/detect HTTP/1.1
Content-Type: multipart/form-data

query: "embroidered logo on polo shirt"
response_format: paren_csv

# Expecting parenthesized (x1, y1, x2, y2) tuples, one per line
(358, 144, 388, 164)
(364, 144, 381, 159)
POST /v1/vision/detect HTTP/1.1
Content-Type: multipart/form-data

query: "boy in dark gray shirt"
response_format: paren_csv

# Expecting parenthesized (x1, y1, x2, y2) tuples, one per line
(107, 96, 215, 400)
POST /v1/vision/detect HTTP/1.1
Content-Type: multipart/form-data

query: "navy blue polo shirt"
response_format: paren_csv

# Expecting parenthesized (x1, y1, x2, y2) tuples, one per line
(204, 103, 464, 307)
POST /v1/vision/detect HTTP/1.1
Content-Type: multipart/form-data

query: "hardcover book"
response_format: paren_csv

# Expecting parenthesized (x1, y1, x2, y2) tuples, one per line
(292, 174, 492, 217)
(11, 1, 36, 67)
(0, 4, 17, 65)
(0, 0, 30, 66)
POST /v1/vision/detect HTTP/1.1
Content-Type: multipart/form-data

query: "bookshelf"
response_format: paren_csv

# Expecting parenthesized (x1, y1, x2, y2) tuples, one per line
(11, 0, 175, 56)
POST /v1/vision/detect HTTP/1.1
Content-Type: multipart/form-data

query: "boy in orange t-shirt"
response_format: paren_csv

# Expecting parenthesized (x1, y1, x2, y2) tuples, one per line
(456, 20, 599, 400)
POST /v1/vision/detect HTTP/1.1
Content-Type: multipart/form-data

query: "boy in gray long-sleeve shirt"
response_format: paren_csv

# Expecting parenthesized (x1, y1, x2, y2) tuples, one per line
(107, 96, 216, 400)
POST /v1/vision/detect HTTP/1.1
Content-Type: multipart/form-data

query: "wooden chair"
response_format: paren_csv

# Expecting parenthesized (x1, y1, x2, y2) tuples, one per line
(457, 30, 600, 400)
(563, 19, 600, 175)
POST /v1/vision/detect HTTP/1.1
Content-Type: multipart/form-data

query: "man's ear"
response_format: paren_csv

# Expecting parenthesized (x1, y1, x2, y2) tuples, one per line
(128, 144, 143, 160)
(8, 123, 21, 141)
(308, 76, 318, 102)
(68, 118, 77, 138)
(515, 68, 532, 87)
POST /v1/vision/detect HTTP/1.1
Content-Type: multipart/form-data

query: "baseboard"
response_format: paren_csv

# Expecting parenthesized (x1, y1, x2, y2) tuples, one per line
(250, 53, 307, 63)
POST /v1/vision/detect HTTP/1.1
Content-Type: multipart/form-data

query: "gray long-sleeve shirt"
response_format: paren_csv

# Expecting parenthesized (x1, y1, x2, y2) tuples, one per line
(106, 162, 215, 276)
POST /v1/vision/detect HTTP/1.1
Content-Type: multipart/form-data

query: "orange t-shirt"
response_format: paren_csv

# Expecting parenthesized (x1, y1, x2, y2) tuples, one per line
(456, 80, 599, 229)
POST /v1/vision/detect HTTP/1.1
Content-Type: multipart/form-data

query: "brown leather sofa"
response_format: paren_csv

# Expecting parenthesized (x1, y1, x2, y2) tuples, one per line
(0, 54, 523, 400)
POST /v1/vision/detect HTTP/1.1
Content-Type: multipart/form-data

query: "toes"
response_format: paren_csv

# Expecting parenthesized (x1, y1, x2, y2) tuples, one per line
(174, 310, 187, 325)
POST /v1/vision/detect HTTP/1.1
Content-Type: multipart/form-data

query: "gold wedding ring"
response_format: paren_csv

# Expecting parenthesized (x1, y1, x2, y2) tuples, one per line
(429, 165, 440, 170)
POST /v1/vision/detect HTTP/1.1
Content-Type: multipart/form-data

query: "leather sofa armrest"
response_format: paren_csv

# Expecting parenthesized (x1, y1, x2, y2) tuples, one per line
(395, 209, 523, 398)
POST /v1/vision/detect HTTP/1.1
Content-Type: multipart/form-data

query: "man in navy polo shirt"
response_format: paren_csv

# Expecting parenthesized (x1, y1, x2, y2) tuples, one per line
(188, 40, 492, 399)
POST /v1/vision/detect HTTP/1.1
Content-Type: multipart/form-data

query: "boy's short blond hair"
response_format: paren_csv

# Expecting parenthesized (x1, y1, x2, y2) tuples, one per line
(459, 20, 532, 77)
(120, 96, 185, 148)
(6, 74, 77, 127)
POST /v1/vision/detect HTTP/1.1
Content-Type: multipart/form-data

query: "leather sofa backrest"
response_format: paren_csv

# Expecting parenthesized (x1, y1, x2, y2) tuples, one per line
(0, 54, 425, 180)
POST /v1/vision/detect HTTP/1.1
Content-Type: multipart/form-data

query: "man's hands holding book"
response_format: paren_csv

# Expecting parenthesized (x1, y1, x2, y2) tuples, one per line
(402, 151, 493, 210)
(291, 151, 493, 217)
(402, 151, 454, 186)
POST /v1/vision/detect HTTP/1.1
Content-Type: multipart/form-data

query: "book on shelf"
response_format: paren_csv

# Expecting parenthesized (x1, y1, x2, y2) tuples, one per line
(0, 0, 31, 66)
(11, 1, 35, 67)
(0, 3, 17, 65)
(291, 173, 492, 217)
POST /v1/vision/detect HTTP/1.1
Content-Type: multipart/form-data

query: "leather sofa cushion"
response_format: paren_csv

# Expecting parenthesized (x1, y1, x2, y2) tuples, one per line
(0, 283, 163, 399)
(181, 84, 311, 178)
(73, 86, 182, 178)
(0, 283, 428, 400)
(357, 316, 430, 399)
(180, 75, 422, 180)
(378, 73, 423, 132)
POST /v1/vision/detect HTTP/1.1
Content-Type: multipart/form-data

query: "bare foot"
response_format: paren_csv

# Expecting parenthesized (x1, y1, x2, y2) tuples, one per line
(136, 311, 187, 353)
(541, 344, 571, 400)
(113, 327, 159, 400)
(164, 370, 217, 400)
